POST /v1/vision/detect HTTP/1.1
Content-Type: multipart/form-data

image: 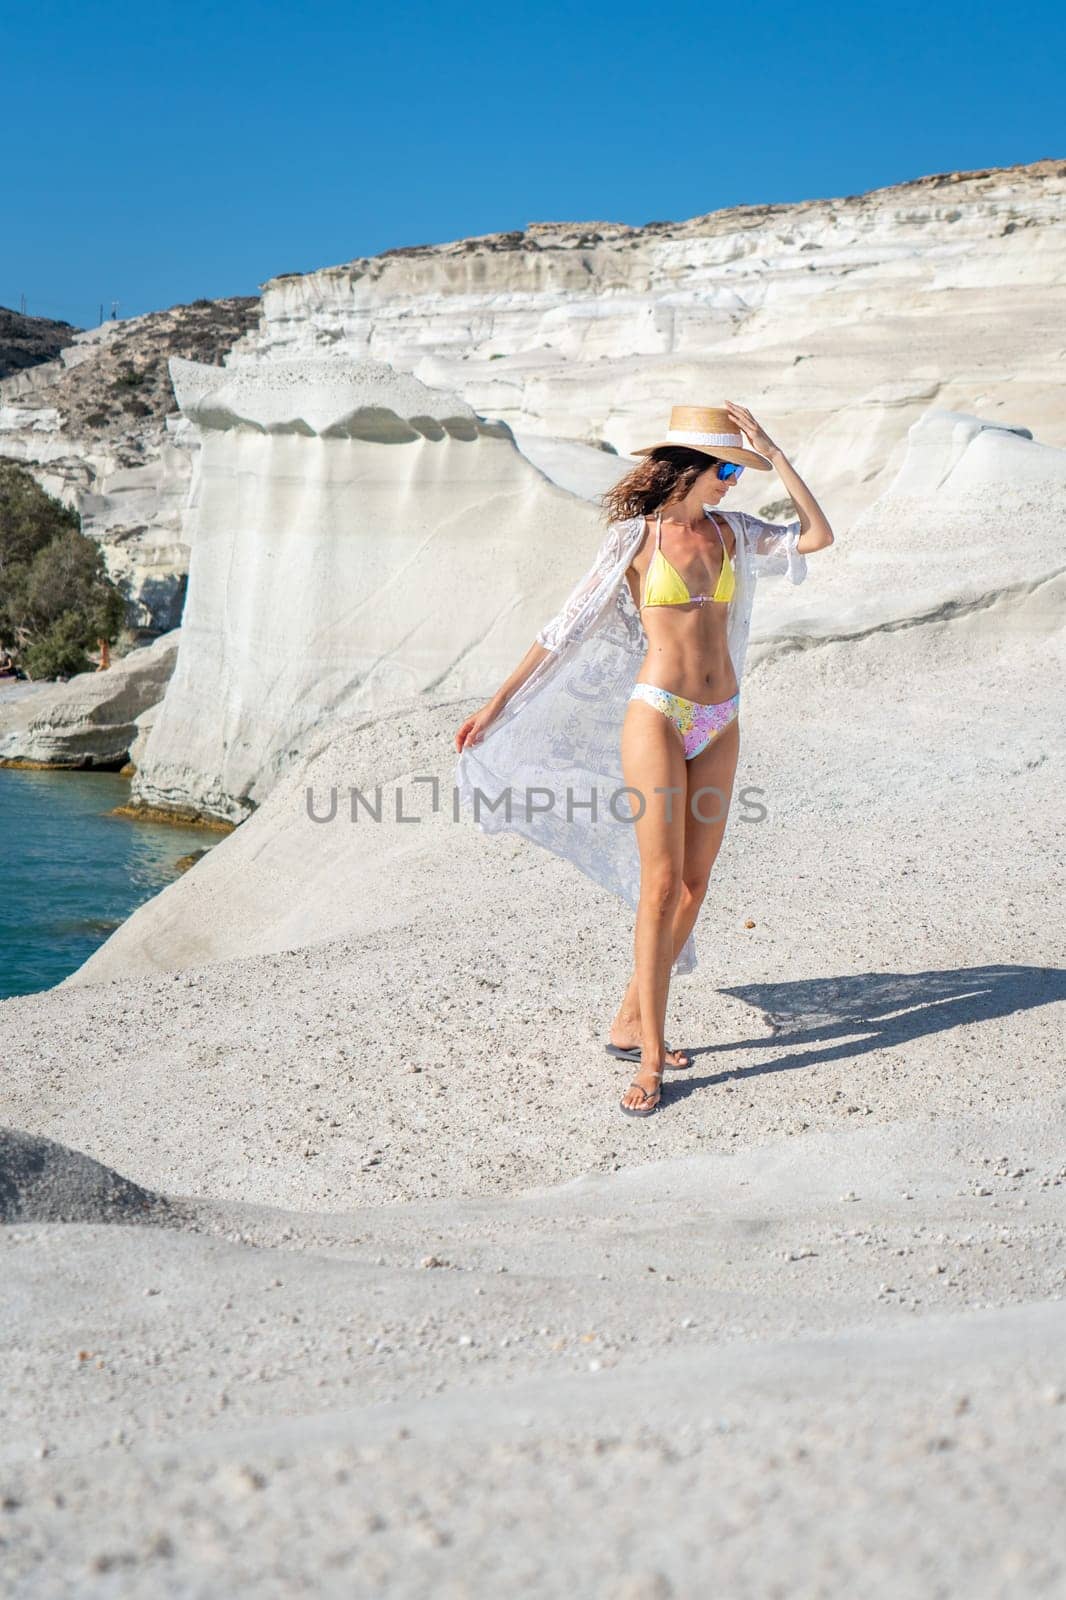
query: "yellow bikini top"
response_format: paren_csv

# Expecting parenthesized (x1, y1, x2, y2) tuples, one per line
(640, 510, 735, 609)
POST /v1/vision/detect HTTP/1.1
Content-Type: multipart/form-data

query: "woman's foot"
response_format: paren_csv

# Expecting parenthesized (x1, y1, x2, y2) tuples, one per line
(620, 1063, 663, 1116)
(608, 1013, 691, 1069)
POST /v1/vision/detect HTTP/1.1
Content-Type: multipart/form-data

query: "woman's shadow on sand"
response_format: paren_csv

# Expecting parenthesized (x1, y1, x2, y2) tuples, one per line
(664, 964, 1065, 1104)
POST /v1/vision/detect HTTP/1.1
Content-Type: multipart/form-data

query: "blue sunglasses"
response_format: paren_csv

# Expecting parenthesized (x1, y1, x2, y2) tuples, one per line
(714, 460, 744, 481)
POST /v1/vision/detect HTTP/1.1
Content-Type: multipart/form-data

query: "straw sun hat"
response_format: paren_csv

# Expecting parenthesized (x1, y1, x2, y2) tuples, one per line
(630, 404, 773, 471)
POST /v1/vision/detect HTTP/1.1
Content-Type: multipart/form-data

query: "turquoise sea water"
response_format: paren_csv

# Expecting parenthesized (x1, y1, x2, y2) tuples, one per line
(0, 766, 220, 1000)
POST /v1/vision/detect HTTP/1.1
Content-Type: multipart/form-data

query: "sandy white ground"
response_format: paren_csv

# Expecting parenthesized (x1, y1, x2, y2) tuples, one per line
(2, 1110, 1065, 1596)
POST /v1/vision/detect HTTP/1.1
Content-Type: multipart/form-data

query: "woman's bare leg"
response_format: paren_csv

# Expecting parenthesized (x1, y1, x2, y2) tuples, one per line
(610, 714, 741, 1063)
(618, 698, 688, 1110)
(608, 912, 696, 1065)
(680, 713, 741, 914)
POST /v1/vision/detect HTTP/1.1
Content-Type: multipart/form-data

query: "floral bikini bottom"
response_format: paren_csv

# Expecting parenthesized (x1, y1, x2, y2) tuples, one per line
(628, 682, 741, 761)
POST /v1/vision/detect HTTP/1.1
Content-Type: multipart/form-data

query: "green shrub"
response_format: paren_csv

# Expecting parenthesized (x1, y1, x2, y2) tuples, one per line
(23, 610, 97, 679)
(0, 463, 126, 680)
(0, 461, 78, 565)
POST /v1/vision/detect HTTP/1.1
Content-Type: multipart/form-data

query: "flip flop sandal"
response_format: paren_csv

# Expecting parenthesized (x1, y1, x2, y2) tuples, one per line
(619, 1069, 663, 1118)
(606, 1042, 692, 1069)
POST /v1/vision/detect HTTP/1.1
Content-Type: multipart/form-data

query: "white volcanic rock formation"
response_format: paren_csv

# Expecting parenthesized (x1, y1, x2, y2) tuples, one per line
(3, 159, 1062, 660)
(127, 357, 611, 823)
(0, 630, 180, 769)
(229, 159, 1066, 526)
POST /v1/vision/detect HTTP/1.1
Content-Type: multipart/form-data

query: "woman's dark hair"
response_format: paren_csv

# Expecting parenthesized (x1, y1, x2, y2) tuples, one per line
(599, 446, 720, 524)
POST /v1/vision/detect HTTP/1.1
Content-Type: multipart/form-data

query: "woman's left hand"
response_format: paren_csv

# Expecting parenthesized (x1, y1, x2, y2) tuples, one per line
(725, 401, 778, 460)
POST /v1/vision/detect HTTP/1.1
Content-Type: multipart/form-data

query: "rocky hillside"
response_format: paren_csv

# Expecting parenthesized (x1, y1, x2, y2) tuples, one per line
(0, 307, 82, 380)
(0, 296, 260, 643)
(0, 296, 259, 467)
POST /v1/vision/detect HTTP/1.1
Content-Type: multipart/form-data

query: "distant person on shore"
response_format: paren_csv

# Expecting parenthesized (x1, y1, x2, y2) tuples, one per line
(0, 649, 16, 679)
(95, 638, 111, 672)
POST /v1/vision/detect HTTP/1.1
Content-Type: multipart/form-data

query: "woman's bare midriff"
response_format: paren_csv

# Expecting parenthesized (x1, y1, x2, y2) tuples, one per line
(627, 512, 740, 703)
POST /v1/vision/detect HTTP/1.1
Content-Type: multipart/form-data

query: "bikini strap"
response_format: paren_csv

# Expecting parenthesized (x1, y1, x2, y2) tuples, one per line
(656, 511, 662, 550)
(639, 513, 660, 609)
(709, 511, 733, 562)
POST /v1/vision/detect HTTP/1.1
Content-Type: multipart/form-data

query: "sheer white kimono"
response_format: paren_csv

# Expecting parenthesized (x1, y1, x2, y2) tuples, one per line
(455, 506, 808, 976)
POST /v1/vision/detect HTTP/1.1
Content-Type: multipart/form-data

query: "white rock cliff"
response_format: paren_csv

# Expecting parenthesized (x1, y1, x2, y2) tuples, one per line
(229, 159, 1066, 525)
(128, 357, 610, 822)
(3, 159, 1063, 640)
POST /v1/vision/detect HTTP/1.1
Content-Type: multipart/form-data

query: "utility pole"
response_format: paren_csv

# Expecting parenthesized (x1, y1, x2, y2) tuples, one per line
(99, 303, 104, 326)
(19, 293, 26, 315)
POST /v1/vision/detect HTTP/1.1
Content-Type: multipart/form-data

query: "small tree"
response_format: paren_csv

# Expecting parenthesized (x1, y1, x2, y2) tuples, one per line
(0, 460, 79, 570)
(0, 462, 126, 680)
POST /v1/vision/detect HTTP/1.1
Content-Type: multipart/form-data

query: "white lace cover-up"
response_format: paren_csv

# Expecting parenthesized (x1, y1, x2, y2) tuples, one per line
(455, 505, 808, 976)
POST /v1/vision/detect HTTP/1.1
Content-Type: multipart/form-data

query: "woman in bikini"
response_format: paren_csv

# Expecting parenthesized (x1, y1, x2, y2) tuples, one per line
(456, 400, 834, 1118)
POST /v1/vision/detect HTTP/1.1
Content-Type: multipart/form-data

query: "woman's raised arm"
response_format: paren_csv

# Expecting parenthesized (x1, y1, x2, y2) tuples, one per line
(725, 400, 835, 555)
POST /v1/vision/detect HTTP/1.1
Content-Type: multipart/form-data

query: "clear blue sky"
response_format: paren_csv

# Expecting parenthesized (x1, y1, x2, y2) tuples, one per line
(5, 0, 1063, 329)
